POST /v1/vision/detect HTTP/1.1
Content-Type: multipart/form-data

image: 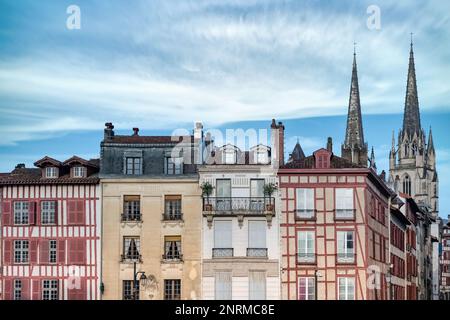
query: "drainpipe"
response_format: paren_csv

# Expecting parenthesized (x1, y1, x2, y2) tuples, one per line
(387, 195, 393, 300)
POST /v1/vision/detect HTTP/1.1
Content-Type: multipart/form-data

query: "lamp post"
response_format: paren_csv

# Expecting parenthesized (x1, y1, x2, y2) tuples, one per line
(133, 261, 147, 300)
(315, 270, 322, 300)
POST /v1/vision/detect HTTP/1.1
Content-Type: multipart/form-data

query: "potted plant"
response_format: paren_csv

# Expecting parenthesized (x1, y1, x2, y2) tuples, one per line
(200, 181, 214, 211)
(263, 182, 278, 212)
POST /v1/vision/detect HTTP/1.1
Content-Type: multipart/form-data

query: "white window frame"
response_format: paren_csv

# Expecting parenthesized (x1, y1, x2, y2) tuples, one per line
(224, 150, 236, 164)
(14, 279, 22, 300)
(45, 167, 58, 178)
(335, 188, 354, 219)
(256, 151, 268, 164)
(14, 240, 29, 264)
(338, 277, 355, 300)
(41, 201, 56, 225)
(42, 280, 59, 300)
(337, 231, 355, 263)
(296, 188, 315, 219)
(123, 237, 141, 261)
(213, 221, 233, 257)
(215, 271, 232, 300)
(166, 157, 183, 175)
(297, 231, 315, 263)
(73, 166, 85, 178)
(14, 201, 29, 225)
(125, 157, 142, 175)
(49, 240, 57, 264)
(249, 271, 266, 300)
(298, 277, 315, 300)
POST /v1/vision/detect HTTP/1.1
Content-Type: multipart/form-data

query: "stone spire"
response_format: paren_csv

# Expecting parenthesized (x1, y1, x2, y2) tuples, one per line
(402, 36, 421, 138)
(288, 139, 305, 162)
(427, 127, 435, 155)
(369, 147, 377, 172)
(341, 48, 368, 167)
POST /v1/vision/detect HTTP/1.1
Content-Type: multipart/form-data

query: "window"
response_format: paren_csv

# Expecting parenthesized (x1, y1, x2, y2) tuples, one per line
(49, 240, 57, 264)
(14, 202, 29, 225)
(126, 157, 142, 175)
(223, 149, 236, 164)
(123, 280, 139, 300)
(68, 239, 86, 265)
(297, 231, 315, 263)
(296, 189, 315, 219)
(14, 240, 29, 264)
(216, 179, 231, 211)
(248, 221, 267, 257)
(45, 167, 58, 178)
(164, 279, 181, 300)
(166, 157, 183, 175)
(41, 201, 56, 225)
(298, 277, 315, 300)
(215, 272, 232, 299)
(164, 195, 182, 220)
(337, 231, 355, 263)
(338, 278, 355, 300)
(42, 280, 58, 300)
(250, 179, 265, 211)
(123, 196, 141, 221)
(14, 280, 22, 300)
(164, 236, 182, 260)
(213, 221, 233, 257)
(256, 151, 268, 164)
(403, 175, 411, 196)
(123, 237, 141, 261)
(67, 200, 85, 225)
(73, 166, 85, 178)
(249, 271, 266, 300)
(335, 188, 354, 219)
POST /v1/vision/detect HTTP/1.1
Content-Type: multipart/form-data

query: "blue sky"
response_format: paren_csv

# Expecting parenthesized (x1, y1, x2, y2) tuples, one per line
(0, 1, 449, 218)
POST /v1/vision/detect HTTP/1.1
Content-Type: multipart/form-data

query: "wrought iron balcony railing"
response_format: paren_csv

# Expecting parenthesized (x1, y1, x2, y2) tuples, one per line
(336, 252, 356, 264)
(247, 248, 268, 258)
(162, 253, 183, 261)
(212, 248, 234, 258)
(203, 197, 275, 214)
(297, 252, 316, 264)
(335, 209, 356, 220)
(121, 213, 142, 222)
(120, 254, 142, 263)
(162, 212, 183, 221)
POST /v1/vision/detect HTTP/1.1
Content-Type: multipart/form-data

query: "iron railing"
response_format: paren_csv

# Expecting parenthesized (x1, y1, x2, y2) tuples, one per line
(247, 248, 268, 257)
(162, 212, 183, 221)
(203, 197, 275, 214)
(120, 254, 142, 263)
(121, 213, 142, 222)
(162, 253, 183, 261)
(212, 248, 234, 258)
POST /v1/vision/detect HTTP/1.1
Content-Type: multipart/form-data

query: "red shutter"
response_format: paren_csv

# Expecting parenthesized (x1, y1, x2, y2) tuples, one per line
(29, 202, 36, 225)
(58, 239, 65, 264)
(67, 200, 76, 225)
(68, 277, 86, 300)
(30, 240, 38, 264)
(4, 279, 13, 300)
(40, 240, 49, 264)
(4, 239, 12, 265)
(22, 279, 30, 300)
(2, 201, 11, 225)
(78, 239, 86, 264)
(32, 280, 41, 300)
(77, 200, 85, 225)
(54, 201, 59, 225)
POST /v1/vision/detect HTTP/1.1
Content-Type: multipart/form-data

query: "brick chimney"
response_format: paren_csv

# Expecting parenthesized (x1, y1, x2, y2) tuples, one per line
(270, 119, 285, 168)
(132, 127, 139, 136)
(104, 122, 115, 140)
(327, 137, 333, 152)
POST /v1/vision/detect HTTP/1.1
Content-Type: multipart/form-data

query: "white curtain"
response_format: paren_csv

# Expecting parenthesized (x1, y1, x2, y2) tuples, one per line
(214, 221, 232, 248)
(336, 188, 353, 210)
(248, 221, 266, 248)
(298, 231, 314, 255)
(215, 272, 232, 299)
(216, 179, 231, 197)
(249, 271, 266, 300)
(250, 180, 264, 197)
(296, 189, 314, 210)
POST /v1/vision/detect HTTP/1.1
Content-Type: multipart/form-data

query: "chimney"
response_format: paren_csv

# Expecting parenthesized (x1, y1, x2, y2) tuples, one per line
(194, 122, 203, 140)
(15, 163, 25, 169)
(132, 127, 139, 136)
(104, 122, 115, 140)
(270, 119, 285, 168)
(327, 137, 333, 152)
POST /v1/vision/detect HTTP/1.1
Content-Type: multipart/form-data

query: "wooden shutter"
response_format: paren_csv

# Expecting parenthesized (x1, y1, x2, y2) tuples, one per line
(214, 221, 232, 248)
(54, 201, 59, 225)
(32, 280, 41, 300)
(58, 239, 66, 264)
(67, 200, 76, 225)
(78, 239, 86, 264)
(22, 279, 30, 300)
(40, 240, 49, 264)
(29, 202, 36, 225)
(77, 200, 85, 225)
(2, 201, 11, 225)
(4, 279, 13, 300)
(30, 240, 38, 264)
(4, 239, 12, 265)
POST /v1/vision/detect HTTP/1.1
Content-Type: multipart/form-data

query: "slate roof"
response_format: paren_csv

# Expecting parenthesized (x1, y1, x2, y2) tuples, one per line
(103, 135, 194, 144)
(281, 153, 365, 169)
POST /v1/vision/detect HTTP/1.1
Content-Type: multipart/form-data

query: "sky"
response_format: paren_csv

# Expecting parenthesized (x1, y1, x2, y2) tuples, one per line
(0, 0, 449, 218)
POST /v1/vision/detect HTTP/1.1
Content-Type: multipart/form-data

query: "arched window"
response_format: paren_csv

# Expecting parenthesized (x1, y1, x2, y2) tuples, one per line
(403, 175, 411, 195)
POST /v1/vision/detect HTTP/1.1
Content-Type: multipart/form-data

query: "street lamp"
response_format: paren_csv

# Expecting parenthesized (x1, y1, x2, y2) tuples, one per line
(133, 261, 147, 300)
(315, 270, 322, 300)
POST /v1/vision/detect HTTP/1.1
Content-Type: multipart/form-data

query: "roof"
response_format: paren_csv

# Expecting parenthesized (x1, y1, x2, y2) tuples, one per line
(63, 156, 99, 167)
(103, 135, 194, 144)
(34, 156, 62, 168)
(0, 168, 99, 185)
(280, 153, 365, 170)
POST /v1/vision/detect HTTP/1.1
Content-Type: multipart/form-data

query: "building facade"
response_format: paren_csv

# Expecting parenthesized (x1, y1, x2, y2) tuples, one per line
(441, 218, 450, 300)
(0, 157, 101, 300)
(100, 123, 203, 300)
(200, 120, 283, 300)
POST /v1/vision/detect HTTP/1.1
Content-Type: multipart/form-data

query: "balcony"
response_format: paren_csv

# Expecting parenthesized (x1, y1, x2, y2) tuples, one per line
(162, 212, 183, 221)
(161, 253, 183, 263)
(335, 209, 356, 220)
(120, 254, 142, 263)
(297, 252, 316, 264)
(336, 252, 356, 264)
(203, 197, 275, 227)
(247, 248, 268, 258)
(296, 209, 316, 220)
(121, 213, 142, 223)
(212, 248, 234, 258)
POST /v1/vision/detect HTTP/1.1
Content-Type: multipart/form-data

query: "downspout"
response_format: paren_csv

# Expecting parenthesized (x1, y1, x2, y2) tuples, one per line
(387, 194, 393, 300)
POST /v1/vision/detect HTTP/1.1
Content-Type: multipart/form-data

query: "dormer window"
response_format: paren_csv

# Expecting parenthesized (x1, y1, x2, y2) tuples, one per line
(166, 157, 183, 175)
(126, 157, 142, 175)
(45, 167, 58, 178)
(73, 166, 86, 178)
(256, 151, 268, 164)
(224, 150, 236, 164)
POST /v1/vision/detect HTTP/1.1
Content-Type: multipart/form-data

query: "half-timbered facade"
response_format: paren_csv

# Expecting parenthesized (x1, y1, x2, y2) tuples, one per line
(441, 219, 450, 300)
(0, 157, 101, 300)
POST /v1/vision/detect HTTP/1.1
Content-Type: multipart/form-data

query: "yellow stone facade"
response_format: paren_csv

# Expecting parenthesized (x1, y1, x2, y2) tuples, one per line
(101, 178, 202, 300)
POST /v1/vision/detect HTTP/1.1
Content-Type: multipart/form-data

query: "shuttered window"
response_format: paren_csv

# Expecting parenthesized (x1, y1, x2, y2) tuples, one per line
(67, 200, 85, 225)
(214, 221, 232, 248)
(215, 272, 232, 299)
(41, 201, 57, 225)
(68, 239, 86, 265)
(248, 221, 266, 248)
(249, 271, 266, 300)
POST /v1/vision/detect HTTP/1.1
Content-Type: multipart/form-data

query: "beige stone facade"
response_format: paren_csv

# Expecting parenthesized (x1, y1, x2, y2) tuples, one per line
(101, 178, 202, 300)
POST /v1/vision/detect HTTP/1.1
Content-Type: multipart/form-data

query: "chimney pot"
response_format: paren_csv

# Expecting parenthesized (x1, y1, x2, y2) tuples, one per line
(327, 137, 333, 152)
(15, 163, 25, 169)
(132, 128, 139, 136)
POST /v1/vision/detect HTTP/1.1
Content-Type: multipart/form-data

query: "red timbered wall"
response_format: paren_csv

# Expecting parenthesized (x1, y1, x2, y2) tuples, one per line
(1, 184, 100, 300)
